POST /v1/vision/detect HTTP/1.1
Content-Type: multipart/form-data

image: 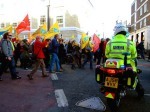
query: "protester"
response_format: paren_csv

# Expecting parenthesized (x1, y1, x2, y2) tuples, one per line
(43, 39, 51, 69)
(14, 40, 21, 67)
(58, 38, 66, 69)
(27, 36, 49, 80)
(137, 40, 145, 59)
(71, 40, 81, 69)
(20, 39, 30, 69)
(97, 38, 105, 65)
(49, 34, 63, 73)
(0, 32, 21, 81)
(103, 38, 110, 62)
(82, 37, 94, 69)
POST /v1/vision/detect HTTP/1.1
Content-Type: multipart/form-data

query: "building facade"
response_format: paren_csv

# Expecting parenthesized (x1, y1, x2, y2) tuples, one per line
(129, 0, 150, 49)
(0, 1, 81, 40)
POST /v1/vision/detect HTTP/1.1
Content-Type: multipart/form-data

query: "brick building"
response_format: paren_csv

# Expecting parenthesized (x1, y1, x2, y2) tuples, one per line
(129, 0, 150, 49)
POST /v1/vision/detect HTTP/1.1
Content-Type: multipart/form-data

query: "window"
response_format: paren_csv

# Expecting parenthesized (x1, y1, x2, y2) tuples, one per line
(143, 18, 146, 26)
(57, 18, 63, 23)
(1, 23, 5, 28)
(56, 16, 63, 24)
(12, 23, 17, 27)
(59, 24, 63, 27)
(144, 3, 147, 13)
(140, 21, 142, 28)
(40, 15, 46, 25)
(140, 7, 143, 16)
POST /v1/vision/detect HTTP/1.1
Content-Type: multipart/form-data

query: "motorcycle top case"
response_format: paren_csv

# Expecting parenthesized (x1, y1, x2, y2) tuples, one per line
(104, 59, 123, 68)
(104, 59, 132, 69)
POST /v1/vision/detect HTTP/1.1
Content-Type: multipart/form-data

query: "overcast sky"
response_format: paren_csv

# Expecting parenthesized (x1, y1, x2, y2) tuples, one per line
(0, 0, 134, 37)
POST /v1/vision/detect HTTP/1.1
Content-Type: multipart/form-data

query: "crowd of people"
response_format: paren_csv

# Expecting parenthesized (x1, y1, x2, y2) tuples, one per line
(0, 24, 149, 81)
(0, 32, 110, 81)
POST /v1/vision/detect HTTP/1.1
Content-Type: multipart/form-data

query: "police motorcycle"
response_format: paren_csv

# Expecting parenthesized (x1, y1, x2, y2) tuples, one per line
(95, 52, 144, 112)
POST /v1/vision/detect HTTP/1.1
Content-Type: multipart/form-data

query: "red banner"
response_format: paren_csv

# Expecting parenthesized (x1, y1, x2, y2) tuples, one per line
(16, 14, 30, 34)
(93, 34, 101, 52)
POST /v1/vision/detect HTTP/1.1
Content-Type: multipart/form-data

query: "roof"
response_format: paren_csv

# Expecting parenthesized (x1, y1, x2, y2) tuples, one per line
(20, 27, 83, 35)
(60, 27, 83, 32)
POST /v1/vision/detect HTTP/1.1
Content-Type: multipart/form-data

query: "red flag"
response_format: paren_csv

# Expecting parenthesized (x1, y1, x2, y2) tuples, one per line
(93, 34, 101, 52)
(16, 14, 30, 34)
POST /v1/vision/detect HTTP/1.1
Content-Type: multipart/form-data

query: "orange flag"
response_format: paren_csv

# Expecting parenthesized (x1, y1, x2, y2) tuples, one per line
(16, 14, 30, 34)
(93, 34, 101, 52)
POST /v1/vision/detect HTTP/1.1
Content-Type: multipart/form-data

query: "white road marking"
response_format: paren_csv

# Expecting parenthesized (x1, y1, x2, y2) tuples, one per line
(144, 94, 150, 96)
(55, 89, 68, 107)
(50, 73, 58, 80)
(76, 97, 106, 111)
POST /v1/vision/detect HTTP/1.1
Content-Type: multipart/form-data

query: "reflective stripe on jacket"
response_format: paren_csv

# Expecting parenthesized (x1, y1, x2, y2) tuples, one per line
(105, 34, 137, 60)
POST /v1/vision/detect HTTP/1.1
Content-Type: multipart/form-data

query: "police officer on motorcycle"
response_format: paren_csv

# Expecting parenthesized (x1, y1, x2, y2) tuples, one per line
(105, 22, 144, 98)
(105, 22, 137, 71)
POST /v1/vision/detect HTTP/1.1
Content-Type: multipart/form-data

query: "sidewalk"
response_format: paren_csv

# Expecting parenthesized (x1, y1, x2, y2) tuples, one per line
(0, 68, 57, 112)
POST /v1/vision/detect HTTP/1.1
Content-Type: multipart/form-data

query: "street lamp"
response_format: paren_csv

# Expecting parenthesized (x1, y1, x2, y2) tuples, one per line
(88, 0, 94, 7)
(47, 0, 50, 31)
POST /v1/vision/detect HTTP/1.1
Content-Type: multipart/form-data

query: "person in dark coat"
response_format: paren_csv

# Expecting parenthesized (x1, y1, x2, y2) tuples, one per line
(14, 41, 21, 66)
(43, 39, 51, 69)
(58, 39, 66, 69)
(97, 38, 105, 65)
(20, 39, 30, 69)
(137, 41, 145, 59)
(49, 34, 63, 73)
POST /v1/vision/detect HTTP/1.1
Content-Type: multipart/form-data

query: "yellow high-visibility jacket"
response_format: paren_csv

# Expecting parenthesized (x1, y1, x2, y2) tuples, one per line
(105, 34, 137, 71)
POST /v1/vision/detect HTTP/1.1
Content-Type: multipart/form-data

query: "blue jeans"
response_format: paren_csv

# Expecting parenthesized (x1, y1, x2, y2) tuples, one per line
(0, 57, 17, 78)
(49, 53, 60, 72)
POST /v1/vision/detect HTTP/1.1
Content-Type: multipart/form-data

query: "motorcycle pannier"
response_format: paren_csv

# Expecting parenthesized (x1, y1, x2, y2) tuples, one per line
(95, 67, 105, 84)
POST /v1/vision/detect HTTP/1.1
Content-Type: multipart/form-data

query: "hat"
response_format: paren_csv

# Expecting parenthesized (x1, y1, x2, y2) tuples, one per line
(113, 22, 128, 36)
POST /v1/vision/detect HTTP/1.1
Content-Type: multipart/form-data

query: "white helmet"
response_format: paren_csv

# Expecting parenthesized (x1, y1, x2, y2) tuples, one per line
(113, 22, 128, 36)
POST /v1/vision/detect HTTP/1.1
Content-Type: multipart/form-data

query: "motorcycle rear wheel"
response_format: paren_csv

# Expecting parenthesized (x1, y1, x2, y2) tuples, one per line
(107, 98, 120, 112)
(136, 82, 144, 98)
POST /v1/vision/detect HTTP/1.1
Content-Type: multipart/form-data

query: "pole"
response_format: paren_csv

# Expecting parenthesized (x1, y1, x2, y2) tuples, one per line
(47, 0, 50, 31)
(102, 23, 104, 38)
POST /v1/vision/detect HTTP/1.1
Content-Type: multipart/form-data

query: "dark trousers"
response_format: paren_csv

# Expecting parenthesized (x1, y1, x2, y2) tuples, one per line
(140, 50, 145, 59)
(97, 52, 105, 65)
(0, 57, 17, 78)
(82, 52, 93, 69)
(14, 54, 20, 66)
(148, 50, 150, 60)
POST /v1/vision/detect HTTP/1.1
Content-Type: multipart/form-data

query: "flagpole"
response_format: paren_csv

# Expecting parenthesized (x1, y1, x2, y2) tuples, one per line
(47, 0, 50, 31)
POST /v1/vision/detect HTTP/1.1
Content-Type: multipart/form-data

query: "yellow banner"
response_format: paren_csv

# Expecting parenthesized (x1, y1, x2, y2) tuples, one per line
(32, 23, 47, 39)
(80, 33, 89, 49)
(4, 25, 13, 33)
(44, 21, 60, 39)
